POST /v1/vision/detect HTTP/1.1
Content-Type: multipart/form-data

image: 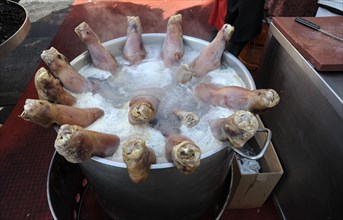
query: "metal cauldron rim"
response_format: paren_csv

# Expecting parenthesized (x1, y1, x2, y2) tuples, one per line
(69, 33, 256, 169)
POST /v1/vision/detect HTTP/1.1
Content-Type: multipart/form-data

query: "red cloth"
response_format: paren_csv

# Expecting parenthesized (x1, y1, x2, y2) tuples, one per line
(0, 75, 57, 219)
(208, 0, 227, 30)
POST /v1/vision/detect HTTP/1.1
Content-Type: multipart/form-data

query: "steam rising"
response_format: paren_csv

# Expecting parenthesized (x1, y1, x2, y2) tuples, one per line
(73, 44, 245, 163)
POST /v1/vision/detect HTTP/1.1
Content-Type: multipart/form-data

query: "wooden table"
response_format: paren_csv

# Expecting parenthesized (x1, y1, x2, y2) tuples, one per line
(272, 16, 343, 71)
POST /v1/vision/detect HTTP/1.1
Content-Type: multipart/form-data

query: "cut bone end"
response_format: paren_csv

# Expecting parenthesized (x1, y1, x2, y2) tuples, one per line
(261, 89, 280, 108)
(127, 16, 142, 33)
(168, 14, 182, 26)
(122, 138, 146, 163)
(35, 67, 51, 82)
(19, 99, 52, 128)
(172, 140, 201, 174)
(40, 47, 59, 64)
(122, 138, 155, 184)
(209, 110, 259, 148)
(34, 67, 77, 106)
(175, 64, 192, 84)
(74, 21, 89, 34)
(231, 110, 258, 133)
(226, 110, 258, 148)
(222, 24, 235, 41)
(22, 98, 36, 111)
(54, 124, 92, 163)
(55, 124, 75, 148)
(20, 99, 37, 119)
(34, 67, 53, 92)
(74, 21, 99, 44)
(174, 109, 199, 128)
(129, 102, 155, 125)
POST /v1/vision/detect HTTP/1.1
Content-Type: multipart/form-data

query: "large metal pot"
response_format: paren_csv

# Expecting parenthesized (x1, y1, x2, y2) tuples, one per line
(56, 34, 265, 220)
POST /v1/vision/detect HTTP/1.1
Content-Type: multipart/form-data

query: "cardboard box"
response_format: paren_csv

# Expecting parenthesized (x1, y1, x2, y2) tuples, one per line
(227, 118, 283, 209)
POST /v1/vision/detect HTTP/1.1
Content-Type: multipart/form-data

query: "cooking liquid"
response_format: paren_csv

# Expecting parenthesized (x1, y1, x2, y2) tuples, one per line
(73, 44, 246, 163)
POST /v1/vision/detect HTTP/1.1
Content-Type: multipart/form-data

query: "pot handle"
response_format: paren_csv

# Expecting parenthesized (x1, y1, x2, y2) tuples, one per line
(230, 127, 272, 160)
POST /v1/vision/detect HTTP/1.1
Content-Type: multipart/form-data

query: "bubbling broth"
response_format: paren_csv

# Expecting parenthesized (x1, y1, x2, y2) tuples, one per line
(73, 44, 246, 164)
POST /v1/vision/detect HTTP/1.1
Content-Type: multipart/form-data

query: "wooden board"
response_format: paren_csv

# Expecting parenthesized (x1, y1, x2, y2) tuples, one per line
(272, 16, 343, 72)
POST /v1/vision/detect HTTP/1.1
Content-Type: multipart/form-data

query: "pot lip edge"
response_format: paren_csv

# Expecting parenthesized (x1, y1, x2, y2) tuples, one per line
(70, 33, 252, 169)
(90, 144, 227, 169)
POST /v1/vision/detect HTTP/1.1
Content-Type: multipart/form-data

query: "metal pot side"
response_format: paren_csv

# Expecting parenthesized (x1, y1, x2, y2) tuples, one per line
(80, 147, 233, 220)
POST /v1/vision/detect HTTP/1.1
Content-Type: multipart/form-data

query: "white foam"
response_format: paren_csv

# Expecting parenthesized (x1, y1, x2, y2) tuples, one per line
(79, 64, 112, 80)
(180, 106, 235, 153)
(207, 65, 245, 87)
(75, 44, 247, 163)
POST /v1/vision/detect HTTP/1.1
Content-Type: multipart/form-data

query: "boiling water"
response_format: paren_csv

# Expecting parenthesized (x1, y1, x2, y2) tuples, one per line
(74, 44, 246, 164)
